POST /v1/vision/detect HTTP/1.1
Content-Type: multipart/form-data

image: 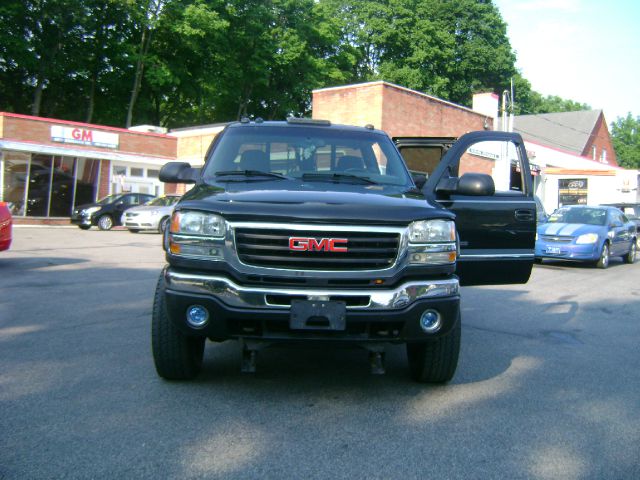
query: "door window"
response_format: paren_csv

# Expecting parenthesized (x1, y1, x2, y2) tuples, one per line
(461, 140, 526, 193)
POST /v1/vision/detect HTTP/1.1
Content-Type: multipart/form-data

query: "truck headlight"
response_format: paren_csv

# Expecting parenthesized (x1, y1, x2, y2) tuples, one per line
(408, 220, 456, 243)
(575, 233, 598, 244)
(170, 211, 225, 237)
(407, 220, 456, 265)
(168, 211, 225, 259)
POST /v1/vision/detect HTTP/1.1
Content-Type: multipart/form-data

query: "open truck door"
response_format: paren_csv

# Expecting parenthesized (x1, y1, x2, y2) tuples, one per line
(397, 131, 536, 286)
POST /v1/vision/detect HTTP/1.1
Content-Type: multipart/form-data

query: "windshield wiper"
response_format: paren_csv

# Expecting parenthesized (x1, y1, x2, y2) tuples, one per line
(215, 170, 290, 180)
(301, 173, 378, 185)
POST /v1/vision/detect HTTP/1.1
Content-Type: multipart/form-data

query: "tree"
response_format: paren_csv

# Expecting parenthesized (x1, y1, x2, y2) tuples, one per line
(611, 113, 640, 169)
(315, 0, 516, 107)
(125, 0, 166, 127)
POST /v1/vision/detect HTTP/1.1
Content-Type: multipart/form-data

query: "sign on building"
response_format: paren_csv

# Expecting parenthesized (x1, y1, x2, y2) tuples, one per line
(558, 178, 588, 207)
(51, 126, 119, 149)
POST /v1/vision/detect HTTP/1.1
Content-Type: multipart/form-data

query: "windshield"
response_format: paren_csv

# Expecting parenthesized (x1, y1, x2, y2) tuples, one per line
(145, 196, 179, 207)
(202, 125, 412, 186)
(549, 207, 608, 226)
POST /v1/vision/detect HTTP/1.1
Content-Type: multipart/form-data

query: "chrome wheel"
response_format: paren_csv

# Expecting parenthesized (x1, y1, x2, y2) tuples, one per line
(97, 215, 113, 231)
(596, 243, 609, 269)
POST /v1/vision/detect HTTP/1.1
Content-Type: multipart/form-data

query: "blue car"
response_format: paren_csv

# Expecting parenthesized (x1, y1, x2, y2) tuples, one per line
(535, 205, 637, 268)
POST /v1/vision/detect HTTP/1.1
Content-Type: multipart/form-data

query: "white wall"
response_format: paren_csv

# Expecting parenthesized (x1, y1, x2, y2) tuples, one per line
(526, 140, 638, 212)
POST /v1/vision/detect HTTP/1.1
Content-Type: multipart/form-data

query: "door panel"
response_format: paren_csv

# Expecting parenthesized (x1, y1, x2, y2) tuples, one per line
(420, 131, 536, 286)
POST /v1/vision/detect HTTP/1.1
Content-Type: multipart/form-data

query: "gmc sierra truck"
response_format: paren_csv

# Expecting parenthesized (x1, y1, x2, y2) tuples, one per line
(153, 118, 536, 383)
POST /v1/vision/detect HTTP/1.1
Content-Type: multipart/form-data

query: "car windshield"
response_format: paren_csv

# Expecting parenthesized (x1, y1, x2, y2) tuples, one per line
(549, 207, 607, 226)
(145, 196, 179, 207)
(96, 194, 121, 205)
(202, 124, 412, 186)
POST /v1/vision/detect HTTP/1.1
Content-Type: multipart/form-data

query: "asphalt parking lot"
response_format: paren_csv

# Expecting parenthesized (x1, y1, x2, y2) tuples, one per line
(1, 226, 639, 479)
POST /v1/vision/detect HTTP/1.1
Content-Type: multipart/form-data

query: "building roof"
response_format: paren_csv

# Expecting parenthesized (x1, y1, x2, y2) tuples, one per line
(514, 110, 602, 155)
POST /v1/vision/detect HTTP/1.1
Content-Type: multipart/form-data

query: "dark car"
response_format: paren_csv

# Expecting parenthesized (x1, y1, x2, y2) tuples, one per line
(71, 192, 155, 230)
(0, 202, 12, 251)
(535, 205, 637, 268)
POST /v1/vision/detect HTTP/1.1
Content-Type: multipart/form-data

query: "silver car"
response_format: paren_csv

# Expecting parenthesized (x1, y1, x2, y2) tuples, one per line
(122, 195, 181, 233)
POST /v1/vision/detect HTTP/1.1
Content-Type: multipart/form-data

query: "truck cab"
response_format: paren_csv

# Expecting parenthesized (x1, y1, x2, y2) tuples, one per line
(152, 119, 535, 383)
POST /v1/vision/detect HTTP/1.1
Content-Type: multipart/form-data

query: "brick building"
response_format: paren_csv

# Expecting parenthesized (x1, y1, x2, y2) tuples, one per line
(312, 81, 491, 137)
(0, 112, 177, 223)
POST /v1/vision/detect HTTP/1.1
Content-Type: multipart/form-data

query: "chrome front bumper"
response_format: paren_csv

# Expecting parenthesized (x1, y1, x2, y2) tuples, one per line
(164, 269, 459, 311)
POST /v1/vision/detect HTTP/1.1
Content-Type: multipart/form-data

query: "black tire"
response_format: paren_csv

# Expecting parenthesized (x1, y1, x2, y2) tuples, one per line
(97, 214, 114, 231)
(406, 312, 461, 383)
(78, 225, 91, 230)
(151, 272, 205, 380)
(623, 240, 637, 264)
(158, 216, 170, 233)
(534, 258, 542, 264)
(596, 242, 610, 269)
(129, 229, 140, 234)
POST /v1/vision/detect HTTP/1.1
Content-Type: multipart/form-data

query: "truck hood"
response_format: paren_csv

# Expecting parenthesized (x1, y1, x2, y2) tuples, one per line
(177, 180, 452, 225)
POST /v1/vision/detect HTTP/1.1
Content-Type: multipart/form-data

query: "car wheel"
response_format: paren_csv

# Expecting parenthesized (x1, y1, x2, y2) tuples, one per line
(152, 272, 205, 380)
(596, 242, 610, 269)
(97, 215, 113, 231)
(78, 225, 91, 230)
(406, 312, 461, 384)
(159, 216, 170, 233)
(623, 240, 637, 264)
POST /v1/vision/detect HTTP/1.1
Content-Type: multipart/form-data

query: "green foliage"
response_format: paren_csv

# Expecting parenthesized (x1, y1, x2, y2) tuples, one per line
(0, 0, 600, 128)
(316, 0, 517, 107)
(611, 114, 640, 169)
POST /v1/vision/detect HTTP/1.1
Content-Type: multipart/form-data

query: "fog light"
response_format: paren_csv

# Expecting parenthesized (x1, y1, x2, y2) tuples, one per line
(419, 309, 441, 333)
(186, 305, 209, 328)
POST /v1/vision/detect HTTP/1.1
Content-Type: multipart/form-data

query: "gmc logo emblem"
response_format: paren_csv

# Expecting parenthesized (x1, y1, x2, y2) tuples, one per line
(289, 237, 348, 252)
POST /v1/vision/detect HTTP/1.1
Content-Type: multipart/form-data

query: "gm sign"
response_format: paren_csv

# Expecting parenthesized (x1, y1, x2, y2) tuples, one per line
(51, 125, 119, 149)
(289, 237, 348, 252)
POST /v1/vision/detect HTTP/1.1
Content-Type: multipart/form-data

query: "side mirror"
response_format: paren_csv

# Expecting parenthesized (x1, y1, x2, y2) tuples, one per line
(456, 173, 495, 196)
(159, 162, 199, 184)
(435, 173, 495, 196)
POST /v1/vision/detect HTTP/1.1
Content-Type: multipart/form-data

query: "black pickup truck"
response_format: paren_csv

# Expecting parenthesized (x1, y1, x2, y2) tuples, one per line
(153, 118, 535, 383)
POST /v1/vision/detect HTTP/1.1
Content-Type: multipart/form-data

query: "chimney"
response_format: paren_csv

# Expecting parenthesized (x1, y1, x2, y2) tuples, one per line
(472, 93, 499, 130)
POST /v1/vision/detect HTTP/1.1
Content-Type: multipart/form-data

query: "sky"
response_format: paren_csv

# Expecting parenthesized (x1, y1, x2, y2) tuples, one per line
(493, 0, 640, 125)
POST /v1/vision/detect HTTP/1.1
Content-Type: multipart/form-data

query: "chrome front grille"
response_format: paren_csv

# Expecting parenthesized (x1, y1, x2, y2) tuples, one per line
(541, 235, 573, 243)
(234, 227, 400, 271)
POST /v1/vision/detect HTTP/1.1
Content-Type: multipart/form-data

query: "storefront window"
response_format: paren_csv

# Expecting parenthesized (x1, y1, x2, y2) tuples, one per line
(1, 151, 31, 215)
(75, 158, 100, 207)
(0, 152, 99, 217)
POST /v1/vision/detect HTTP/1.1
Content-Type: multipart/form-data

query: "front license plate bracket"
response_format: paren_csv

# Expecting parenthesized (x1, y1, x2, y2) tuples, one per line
(290, 300, 346, 331)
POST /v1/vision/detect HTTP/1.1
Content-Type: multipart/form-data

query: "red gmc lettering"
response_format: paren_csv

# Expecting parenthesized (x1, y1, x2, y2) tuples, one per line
(289, 237, 348, 252)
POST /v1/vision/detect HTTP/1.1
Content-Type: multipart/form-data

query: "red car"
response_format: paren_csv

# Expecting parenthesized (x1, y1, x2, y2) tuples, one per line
(0, 201, 12, 251)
